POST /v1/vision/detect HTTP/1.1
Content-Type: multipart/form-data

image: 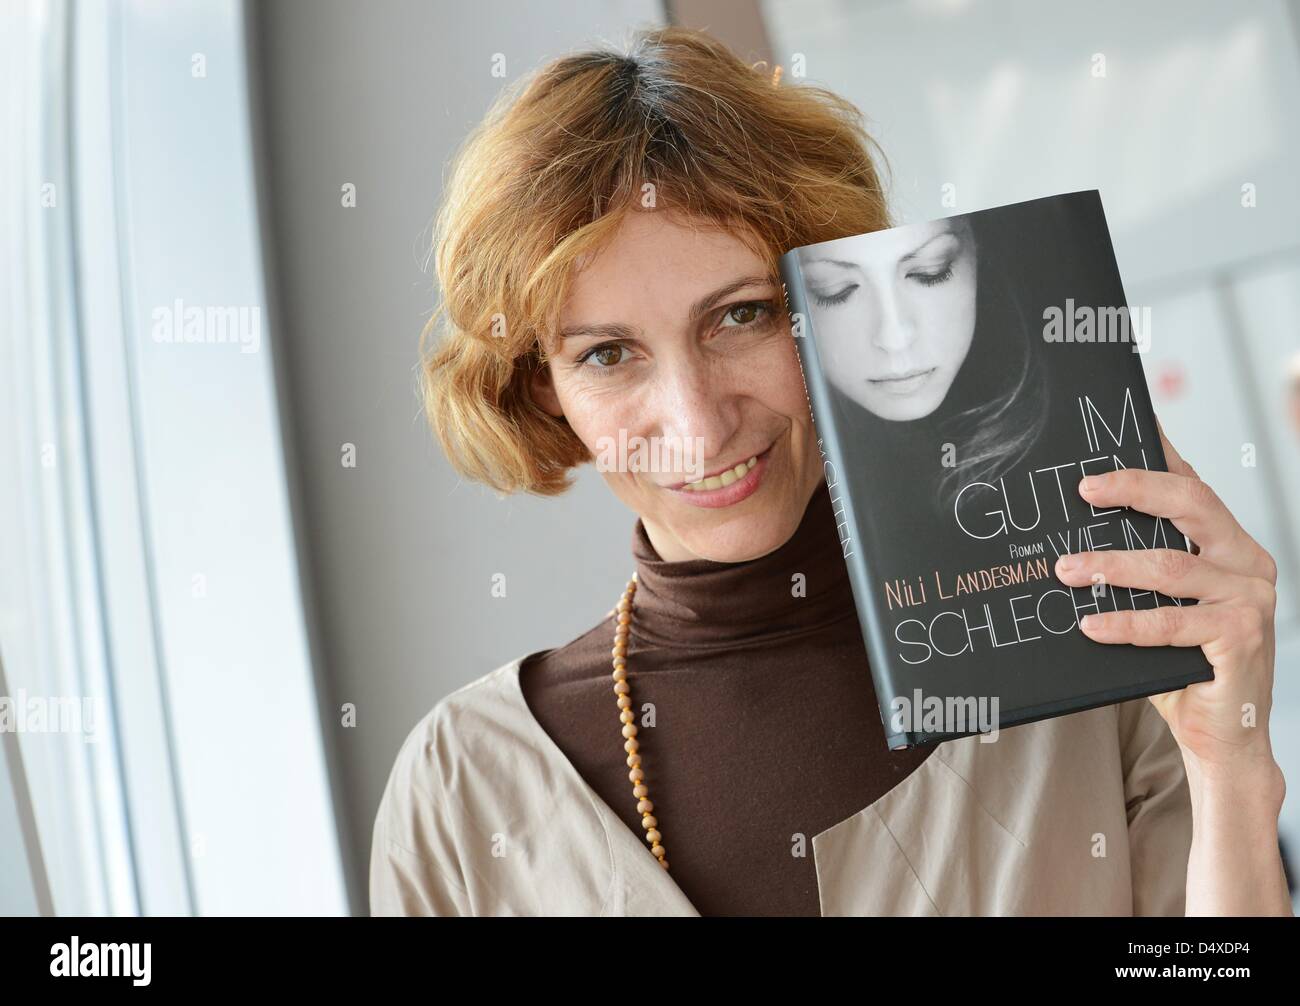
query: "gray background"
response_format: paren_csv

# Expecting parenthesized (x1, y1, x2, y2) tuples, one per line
(252, 0, 668, 909)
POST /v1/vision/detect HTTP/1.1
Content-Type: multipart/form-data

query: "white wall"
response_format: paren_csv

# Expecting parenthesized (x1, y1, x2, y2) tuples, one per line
(1, 0, 350, 915)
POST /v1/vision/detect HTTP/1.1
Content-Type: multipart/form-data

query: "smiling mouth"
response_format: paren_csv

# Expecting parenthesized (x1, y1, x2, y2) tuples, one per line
(678, 455, 758, 492)
(671, 442, 772, 491)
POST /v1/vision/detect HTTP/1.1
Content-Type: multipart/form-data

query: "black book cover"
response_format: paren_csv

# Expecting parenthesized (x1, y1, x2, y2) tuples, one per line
(780, 189, 1215, 749)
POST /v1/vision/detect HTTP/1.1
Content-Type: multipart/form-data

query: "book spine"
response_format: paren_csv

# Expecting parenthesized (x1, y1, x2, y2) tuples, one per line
(779, 252, 918, 749)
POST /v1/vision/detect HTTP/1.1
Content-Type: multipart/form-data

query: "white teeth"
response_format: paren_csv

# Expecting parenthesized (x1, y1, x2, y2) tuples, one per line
(680, 455, 758, 491)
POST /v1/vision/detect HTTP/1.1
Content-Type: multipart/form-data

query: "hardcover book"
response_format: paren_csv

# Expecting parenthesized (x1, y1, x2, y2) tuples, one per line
(780, 189, 1215, 749)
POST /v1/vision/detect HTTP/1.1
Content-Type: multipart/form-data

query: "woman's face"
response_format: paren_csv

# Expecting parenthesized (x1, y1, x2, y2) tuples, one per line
(530, 209, 824, 563)
(800, 217, 976, 421)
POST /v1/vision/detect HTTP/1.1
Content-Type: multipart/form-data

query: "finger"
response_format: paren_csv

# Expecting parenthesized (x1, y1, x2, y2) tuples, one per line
(1077, 468, 1266, 577)
(1154, 421, 1204, 554)
(1155, 415, 1198, 480)
(1078, 600, 1263, 652)
(1054, 547, 1265, 606)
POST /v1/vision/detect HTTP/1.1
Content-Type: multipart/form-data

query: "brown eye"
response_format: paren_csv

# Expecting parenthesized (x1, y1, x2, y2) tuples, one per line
(580, 343, 626, 368)
(722, 301, 771, 327)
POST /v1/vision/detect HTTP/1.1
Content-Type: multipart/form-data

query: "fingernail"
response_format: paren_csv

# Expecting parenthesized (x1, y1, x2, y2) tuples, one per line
(1079, 476, 1096, 494)
(1079, 614, 1095, 630)
(1056, 554, 1078, 572)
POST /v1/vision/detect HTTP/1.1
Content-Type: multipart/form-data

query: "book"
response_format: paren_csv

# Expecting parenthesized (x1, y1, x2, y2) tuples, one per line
(780, 189, 1215, 749)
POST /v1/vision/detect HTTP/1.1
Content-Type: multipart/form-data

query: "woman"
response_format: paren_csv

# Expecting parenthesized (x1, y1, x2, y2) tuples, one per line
(803, 215, 983, 424)
(369, 26, 1289, 916)
(807, 205, 1052, 528)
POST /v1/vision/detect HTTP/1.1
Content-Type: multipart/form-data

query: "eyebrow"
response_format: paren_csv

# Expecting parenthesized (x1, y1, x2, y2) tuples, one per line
(803, 230, 957, 270)
(556, 274, 774, 341)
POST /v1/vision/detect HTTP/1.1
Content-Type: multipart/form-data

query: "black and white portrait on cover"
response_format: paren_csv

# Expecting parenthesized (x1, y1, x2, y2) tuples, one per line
(793, 198, 1094, 525)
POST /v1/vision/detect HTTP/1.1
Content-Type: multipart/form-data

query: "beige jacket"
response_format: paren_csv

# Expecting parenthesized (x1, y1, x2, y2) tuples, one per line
(369, 654, 1193, 916)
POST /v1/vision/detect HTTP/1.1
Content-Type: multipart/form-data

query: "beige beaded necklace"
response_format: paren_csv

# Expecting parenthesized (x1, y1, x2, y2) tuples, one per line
(609, 571, 669, 870)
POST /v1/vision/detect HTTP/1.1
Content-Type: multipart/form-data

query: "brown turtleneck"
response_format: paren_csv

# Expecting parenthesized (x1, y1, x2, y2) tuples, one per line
(518, 480, 936, 916)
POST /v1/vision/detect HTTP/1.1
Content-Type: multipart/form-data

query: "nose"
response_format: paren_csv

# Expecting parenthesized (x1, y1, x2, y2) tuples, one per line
(654, 353, 740, 481)
(870, 283, 915, 353)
